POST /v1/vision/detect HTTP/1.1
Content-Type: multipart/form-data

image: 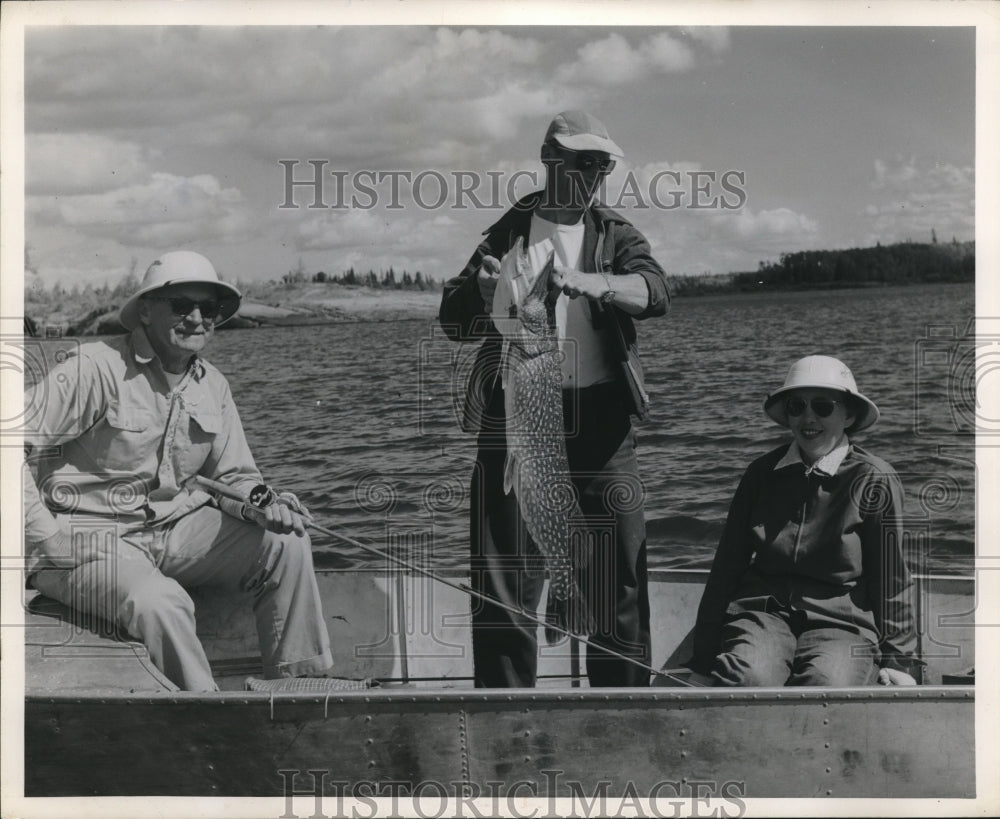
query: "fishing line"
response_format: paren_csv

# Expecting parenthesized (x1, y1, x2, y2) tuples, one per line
(193, 475, 699, 687)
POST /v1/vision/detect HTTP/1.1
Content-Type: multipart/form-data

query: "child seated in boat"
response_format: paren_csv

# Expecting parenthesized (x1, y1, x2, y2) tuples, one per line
(687, 356, 922, 687)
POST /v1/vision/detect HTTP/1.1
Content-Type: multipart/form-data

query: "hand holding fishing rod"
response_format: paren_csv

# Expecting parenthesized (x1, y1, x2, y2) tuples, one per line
(193, 474, 700, 687)
(194, 475, 314, 536)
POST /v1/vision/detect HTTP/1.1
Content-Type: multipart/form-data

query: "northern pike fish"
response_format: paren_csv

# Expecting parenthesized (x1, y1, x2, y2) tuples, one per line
(493, 237, 593, 643)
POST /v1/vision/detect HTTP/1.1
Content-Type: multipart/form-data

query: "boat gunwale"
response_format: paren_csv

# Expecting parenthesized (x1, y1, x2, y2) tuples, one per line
(353, 566, 977, 582)
(25, 683, 975, 706)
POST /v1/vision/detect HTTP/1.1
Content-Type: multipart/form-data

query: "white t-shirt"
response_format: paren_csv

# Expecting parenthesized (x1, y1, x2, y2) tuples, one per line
(525, 212, 616, 387)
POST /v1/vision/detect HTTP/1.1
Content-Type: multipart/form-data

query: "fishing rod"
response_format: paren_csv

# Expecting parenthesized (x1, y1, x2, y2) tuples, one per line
(193, 475, 700, 688)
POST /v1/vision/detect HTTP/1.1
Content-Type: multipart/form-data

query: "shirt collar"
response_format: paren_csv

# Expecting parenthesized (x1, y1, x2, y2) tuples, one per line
(774, 438, 851, 478)
(130, 326, 206, 380)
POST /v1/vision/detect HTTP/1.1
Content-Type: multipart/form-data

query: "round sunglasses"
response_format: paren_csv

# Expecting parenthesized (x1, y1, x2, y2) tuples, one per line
(785, 396, 840, 419)
(549, 143, 616, 174)
(145, 295, 228, 321)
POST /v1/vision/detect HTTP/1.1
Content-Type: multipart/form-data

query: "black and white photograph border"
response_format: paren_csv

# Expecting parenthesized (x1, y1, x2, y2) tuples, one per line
(1, 1, 998, 818)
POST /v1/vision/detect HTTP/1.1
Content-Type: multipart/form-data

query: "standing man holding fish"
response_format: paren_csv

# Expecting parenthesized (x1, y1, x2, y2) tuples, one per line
(439, 111, 670, 687)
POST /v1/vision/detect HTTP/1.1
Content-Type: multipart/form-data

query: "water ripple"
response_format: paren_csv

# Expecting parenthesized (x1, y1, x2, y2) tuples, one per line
(207, 285, 975, 575)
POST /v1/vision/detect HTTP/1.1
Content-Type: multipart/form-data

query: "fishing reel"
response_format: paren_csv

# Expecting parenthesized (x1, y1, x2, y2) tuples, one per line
(248, 484, 278, 509)
(246, 483, 312, 522)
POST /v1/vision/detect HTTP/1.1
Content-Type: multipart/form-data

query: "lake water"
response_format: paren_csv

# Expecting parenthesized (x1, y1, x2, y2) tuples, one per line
(205, 282, 974, 575)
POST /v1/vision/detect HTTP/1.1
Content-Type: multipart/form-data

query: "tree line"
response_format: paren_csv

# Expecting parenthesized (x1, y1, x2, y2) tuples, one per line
(660, 239, 974, 297)
(733, 239, 974, 291)
(24, 239, 975, 334)
(276, 263, 443, 291)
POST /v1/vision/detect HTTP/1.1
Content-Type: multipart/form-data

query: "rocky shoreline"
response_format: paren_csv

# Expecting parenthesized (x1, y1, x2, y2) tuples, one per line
(26, 288, 444, 337)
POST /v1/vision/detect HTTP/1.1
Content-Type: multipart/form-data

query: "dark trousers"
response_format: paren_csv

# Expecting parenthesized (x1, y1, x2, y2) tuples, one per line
(712, 608, 879, 687)
(469, 383, 651, 688)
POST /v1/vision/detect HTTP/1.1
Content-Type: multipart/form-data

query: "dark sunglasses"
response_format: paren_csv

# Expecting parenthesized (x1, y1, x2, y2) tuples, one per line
(785, 396, 840, 419)
(146, 296, 224, 321)
(572, 153, 616, 173)
(551, 144, 616, 174)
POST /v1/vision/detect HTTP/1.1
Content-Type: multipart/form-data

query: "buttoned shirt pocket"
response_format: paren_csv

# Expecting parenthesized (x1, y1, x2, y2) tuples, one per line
(177, 402, 222, 478)
(101, 401, 156, 470)
(189, 405, 222, 437)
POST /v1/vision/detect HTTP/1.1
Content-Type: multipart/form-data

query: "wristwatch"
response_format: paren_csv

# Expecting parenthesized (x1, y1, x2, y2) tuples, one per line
(600, 274, 616, 304)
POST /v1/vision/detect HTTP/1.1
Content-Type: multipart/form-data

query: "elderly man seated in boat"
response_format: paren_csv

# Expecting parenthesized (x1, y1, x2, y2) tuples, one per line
(22, 251, 337, 692)
(687, 356, 923, 687)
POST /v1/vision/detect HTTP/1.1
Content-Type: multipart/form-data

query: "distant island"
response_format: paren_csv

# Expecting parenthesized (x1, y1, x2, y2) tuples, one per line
(666, 238, 974, 297)
(24, 239, 974, 337)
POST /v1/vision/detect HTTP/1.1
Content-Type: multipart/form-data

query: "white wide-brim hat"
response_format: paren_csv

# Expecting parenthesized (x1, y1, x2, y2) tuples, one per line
(119, 251, 242, 331)
(763, 355, 880, 434)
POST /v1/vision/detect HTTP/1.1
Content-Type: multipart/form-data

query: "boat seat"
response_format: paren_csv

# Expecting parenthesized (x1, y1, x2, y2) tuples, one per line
(23, 590, 178, 693)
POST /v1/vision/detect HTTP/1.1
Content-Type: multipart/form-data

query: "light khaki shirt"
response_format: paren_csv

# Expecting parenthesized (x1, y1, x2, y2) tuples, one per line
(23, 327, 262, 570)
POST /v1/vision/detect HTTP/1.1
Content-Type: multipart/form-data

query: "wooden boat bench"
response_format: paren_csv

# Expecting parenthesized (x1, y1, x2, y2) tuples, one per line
(24, 589, 177, 693)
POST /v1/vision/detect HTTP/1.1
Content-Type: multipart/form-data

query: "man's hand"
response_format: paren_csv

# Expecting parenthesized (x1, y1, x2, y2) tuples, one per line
(477, 255, 501, 312)
(30, 528, 76, 569)
(244, 499, 312, 537)
(550, 268, 651, 315)
(550, 266, 610, 301)
(877, 668, 918, 686)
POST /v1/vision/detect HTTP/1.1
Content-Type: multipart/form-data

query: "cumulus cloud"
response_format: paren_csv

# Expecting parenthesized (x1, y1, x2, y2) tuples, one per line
(556, 32, 695, 87)
(31, 25, 947, 286)
(293, 208, 457, 255)
(27, 133, 155, 194)
(30, 173, 255, 248)
(294, 209, 391, 252)
(25, 26, 723, 171)
(610, 161, 737, 209)
(23, 228, 146, 290)
(625, 189, 820, 275)
(287, 208, 461, 278)
(864, 156, 973, 244)
(642, 32, 700, 72)
(371, 27, 545, 96)
(464, 85, 567, 145)
(96, 27, 558, 166)
(683, 27, 731, 54)
(724, 207, 820, 240)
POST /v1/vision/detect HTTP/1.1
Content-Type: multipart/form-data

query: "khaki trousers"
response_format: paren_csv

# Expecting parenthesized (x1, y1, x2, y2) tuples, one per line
(31, 505, 333, 691)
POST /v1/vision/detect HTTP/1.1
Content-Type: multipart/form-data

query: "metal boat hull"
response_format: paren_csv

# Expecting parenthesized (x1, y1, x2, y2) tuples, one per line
(25, 685, 973, 798)
(23, 569, 976, 798)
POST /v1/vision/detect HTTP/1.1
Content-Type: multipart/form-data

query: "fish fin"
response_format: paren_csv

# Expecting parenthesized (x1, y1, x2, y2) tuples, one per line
(502, 449, 516, 496)
(497, 236, 524, 273)
(511, 235, 527, 276)
(543, 582, 594, 645)
(544, 596, 569, 646)
(545, 600, 569, 646)
(540, 251, 560, 326)
(498, 338, 509, 388)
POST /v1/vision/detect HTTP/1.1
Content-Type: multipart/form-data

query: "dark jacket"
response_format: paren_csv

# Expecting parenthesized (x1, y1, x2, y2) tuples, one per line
(689, 443, 922, 675)
(438, 191, 669, 432)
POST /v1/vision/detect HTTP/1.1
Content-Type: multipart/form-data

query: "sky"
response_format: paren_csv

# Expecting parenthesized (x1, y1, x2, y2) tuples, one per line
(12, 5, 983, 291)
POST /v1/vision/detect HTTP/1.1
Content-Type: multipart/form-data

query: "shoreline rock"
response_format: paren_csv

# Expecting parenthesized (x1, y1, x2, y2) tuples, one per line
(27, 290, 443, 337)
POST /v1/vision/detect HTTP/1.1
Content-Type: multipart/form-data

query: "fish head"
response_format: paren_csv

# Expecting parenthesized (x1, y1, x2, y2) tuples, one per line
(492, 237, 558, 341)
(519, 250, 558, 335)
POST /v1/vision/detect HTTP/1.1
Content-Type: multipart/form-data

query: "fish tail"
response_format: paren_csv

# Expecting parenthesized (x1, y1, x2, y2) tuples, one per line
(544, 597, 569, 646)
(544, 583, 593, 645)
